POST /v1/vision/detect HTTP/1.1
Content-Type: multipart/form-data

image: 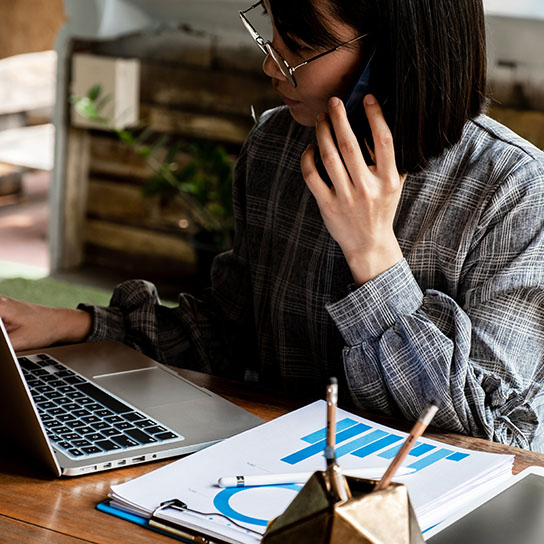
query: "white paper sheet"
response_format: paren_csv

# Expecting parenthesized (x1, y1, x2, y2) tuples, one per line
(109, 401, 514, 543)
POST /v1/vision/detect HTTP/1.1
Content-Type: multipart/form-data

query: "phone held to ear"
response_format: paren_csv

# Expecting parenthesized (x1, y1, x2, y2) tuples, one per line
(314, 50, 376, 185)
(345, 50, 375, 163)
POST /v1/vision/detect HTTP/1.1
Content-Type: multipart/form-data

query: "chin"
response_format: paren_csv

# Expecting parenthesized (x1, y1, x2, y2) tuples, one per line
(285, 105, 316, 127)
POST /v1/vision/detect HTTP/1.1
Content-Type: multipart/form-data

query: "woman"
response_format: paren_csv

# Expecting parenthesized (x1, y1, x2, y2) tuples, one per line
(3, 0, 544, 450)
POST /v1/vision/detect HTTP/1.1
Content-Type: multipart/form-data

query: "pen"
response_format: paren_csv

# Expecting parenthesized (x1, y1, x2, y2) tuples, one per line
(325, 377, 352, 501)
(217, 467, 416, 488)
(375, 399, 440, 491)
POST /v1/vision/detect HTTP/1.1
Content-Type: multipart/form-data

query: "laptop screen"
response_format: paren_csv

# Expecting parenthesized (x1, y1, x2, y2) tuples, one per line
(428, 472, 544, 544)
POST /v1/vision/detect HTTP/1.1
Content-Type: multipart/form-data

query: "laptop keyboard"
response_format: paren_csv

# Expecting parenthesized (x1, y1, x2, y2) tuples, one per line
(19, 353, 183, 459)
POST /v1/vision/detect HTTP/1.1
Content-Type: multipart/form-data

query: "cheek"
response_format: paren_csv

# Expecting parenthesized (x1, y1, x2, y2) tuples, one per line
(297, 71, 357, 122)
(326, 59, 362, 101)
(283, 52, 362, 126)
(306, 58, 359, 100)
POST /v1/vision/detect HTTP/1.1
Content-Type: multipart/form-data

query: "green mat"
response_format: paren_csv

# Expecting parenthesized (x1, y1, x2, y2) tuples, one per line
(0, 277, 177, 308)
(0, 277, 112, 308)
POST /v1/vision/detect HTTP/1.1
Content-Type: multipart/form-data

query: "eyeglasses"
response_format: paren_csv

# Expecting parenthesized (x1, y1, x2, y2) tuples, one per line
(239, 0, 367, 88)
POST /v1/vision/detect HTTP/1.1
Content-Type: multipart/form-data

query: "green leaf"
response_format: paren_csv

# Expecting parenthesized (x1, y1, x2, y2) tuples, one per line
(118, 130, 135, 144)
(137, 146, 152, 158)
(208, 203, 225, 216)
(178, 181, 199, 195)
(176, 162, 199, 183)
(74, 97, 108, 124)
(87, 84, 103, 101)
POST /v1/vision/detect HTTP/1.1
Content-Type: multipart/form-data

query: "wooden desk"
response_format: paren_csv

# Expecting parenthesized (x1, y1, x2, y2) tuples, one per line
(2, 369, 544, 543)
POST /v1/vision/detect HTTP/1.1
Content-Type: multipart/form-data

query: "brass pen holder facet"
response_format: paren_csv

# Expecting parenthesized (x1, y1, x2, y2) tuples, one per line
(261, 471, 425, 544)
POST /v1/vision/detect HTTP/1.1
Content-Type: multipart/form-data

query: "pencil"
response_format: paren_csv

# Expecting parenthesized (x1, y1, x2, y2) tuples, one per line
(325, 377, 338, 464)
(325, 377, 352, 501)
(375, 400, 439, 491)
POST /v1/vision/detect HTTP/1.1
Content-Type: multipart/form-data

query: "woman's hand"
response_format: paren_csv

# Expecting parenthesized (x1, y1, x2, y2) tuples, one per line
(301, 94, 406, 285)
(0, 295, 91, 351)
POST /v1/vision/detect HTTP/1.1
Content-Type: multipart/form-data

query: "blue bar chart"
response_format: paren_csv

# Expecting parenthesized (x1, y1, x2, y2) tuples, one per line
(281, 417, 469, 472)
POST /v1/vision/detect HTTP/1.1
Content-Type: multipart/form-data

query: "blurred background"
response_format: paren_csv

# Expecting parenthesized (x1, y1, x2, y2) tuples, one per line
(0, 0, 543, 306)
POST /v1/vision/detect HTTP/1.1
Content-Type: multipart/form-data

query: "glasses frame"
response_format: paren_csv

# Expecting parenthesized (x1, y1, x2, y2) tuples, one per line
(239, 0, 367, 88)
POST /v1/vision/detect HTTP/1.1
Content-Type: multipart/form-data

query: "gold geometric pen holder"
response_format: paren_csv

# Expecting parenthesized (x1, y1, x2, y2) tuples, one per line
(261, 471, 425, 544)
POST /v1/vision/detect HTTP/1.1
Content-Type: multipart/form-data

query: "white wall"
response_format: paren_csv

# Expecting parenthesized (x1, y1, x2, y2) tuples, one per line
(484, 0, 544, 19)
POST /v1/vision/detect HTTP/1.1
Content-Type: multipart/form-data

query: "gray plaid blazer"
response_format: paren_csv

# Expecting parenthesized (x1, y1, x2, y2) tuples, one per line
(81, 106, 544, 451)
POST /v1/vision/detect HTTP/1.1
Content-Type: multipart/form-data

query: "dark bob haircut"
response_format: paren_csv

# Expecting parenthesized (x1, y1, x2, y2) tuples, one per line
(269, 0, 487, 174)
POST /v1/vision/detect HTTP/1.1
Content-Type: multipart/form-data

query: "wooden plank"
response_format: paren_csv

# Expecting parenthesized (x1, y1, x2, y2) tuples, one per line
(0, 124, 54, 171)
(0, 51, 56, 114)
(140, 62, 279, 116)
(89, 134, 196, 181)
(87, 178, 154, 221)
(0, 515, 88, 544)
(84, 219, 196, 264)
(0, 112, 26, 130)
(59, 128, 90, 269)
(489, 105, 544, 150)
(83, 245, 197, 285)
(86, 178, 196, 232)
(92, 28, 214, 67)
(89, 135, 154, 180)
(140, 104, 253, 144)
(0, 163, 22, 197)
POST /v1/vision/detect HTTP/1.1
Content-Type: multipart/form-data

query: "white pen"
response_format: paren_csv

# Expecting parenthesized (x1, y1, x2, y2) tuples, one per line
(217, 466, 415, 488)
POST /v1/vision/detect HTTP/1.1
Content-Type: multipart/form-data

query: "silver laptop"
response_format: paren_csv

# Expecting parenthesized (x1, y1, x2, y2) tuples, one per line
(0, 318, 262, 477)
(426, 466, 544, 544)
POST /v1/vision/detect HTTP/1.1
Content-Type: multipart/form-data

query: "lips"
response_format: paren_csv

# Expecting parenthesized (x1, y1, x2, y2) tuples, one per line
(277, 90, 300, 107)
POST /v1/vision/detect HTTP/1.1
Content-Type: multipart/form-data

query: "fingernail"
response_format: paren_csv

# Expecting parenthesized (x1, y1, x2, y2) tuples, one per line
(364, 94, 377, 105)
(329, 96, 340, 107)
(316, 112, 326, 122)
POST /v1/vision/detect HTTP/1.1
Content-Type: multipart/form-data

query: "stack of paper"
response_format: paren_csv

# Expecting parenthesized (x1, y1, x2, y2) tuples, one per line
(107, 401, 514, 543)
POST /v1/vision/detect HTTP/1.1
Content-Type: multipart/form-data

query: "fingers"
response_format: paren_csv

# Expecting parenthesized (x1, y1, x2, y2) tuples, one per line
(327, 95, 400, 182)
(362, 94, 399, 179)
(313, 111, 355, 195)
(325, 97, 369, 185)
(300, 143, 333, 205)
(302, 95, 403, 205)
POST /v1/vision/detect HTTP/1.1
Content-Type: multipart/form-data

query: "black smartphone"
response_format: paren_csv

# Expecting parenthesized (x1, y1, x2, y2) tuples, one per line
(345, 49, 375, 164)
(315, 50, 376, 184)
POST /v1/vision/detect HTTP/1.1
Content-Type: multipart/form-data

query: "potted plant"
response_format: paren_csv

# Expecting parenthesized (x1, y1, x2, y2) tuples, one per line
(72, 84, 235, 266)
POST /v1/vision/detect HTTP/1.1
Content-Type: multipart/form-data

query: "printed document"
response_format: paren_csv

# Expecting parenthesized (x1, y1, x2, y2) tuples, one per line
(108, 401, 514, 543)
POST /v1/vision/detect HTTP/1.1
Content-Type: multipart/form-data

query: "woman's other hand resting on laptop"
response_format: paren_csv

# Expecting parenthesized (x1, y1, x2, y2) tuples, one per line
(0, 295, 90, 351)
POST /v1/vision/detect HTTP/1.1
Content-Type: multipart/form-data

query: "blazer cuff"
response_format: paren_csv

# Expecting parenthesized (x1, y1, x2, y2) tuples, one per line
(326, 259, 423, 345)
(77, 303, 125, 343)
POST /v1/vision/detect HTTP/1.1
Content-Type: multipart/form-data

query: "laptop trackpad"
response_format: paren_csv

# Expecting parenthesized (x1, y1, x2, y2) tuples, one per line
(93, 367, 208, 409)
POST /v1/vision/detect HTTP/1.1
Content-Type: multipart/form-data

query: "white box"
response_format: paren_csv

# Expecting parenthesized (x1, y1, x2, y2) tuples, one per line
(71, 53, 140, 130)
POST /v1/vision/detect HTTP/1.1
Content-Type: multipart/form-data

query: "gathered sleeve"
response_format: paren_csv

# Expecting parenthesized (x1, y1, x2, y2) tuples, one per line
(78, 139, 257, 380)
(327, 159, 544, 451)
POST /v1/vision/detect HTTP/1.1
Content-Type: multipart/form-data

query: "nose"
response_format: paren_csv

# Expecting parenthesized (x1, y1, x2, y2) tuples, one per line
(262, 50, 287, 82)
